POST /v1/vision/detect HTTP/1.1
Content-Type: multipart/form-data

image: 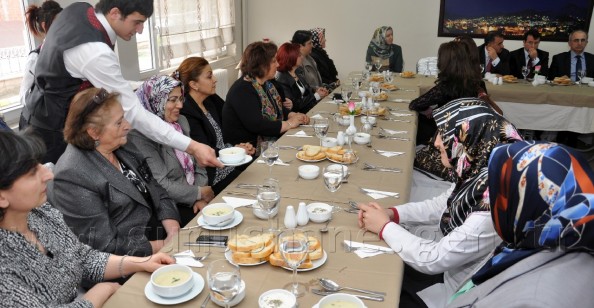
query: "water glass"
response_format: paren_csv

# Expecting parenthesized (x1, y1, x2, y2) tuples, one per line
(373, 58, 382, 71)
(365, 62, 373, 72)
(257, 179, 280, 232)
(278, 229, 309, 297)
(261, 141, 279, 176)
(341, 87, 352, 103)
(313, 118, 329, 146)
(384, 71, 393, 83)
(323, 165, 345, 192)
(521, 66, 530, 81)
(207, 259, 241, 308)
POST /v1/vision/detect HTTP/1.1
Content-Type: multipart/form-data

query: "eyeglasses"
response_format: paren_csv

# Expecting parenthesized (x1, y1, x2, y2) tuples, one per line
(80, 88, 110, 123)
(572, 38, 588, 43)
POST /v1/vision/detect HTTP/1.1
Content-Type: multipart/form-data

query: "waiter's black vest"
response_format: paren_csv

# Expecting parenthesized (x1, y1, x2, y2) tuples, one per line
(26, 2, 113, 131)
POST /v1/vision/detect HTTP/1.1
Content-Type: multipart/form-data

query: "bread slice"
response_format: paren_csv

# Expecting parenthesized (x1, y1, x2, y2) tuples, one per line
(268, 252, 314, 269)
(309, 247, 324, 260)
(228, 233, 274, 252)
(251, 240, 275, 259)
(304, 145, 321, 157)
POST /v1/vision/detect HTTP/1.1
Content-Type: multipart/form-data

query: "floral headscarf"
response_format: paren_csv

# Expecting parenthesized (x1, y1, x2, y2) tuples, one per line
(310, 27, 325, 49)
(472, 141, 594, 284)
(368, 26, 394, 59)
(432, 98, 522, 234)
(135, 75, 195, 185)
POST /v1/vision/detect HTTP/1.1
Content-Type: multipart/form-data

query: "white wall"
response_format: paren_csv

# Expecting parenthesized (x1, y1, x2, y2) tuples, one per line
(246, 0, 594, 82)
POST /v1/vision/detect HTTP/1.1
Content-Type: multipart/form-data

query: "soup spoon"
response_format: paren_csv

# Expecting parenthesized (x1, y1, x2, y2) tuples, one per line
(318, 278, 386, 296)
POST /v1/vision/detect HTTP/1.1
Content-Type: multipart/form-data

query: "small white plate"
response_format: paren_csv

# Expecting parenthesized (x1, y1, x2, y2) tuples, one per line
(144, 272, 204, 305)
(282, 251, 328, 272)
(197, 211, 243, 230)
(224, 249, 267, 266)
(217, 155, 253, 167)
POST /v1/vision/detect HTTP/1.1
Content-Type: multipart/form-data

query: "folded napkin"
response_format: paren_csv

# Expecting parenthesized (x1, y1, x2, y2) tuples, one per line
(222, 196, 256, 208)
(390, 112, 413, 117)
(173, 250, 204, 267)
(310, 114, 324, 119)
(378, 151, 405, 158)
(361, 188, 399, 200)
(256, 159, 290, 166)
(389, 98, 411, 103)
(344, 240, 393, 258)
(285, 130, 312, 138)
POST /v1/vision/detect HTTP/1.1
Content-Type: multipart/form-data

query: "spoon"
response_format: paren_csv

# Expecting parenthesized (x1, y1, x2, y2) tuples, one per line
(319, 219, 332, 233)
(318, 278, 386, 297)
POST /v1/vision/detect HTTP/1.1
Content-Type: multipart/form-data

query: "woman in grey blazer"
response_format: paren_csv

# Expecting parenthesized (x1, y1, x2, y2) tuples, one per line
(448, 141, 594, 307)
(129, 75, 214, 225)
(48, 88, 181, 258)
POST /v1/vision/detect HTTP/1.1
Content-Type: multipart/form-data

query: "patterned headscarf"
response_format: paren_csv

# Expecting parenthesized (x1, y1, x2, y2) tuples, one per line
(433, 98, 522, 234)
(368, 26, 394, 59)
(135, 75, 195, 185)
(310, 27, 325, 49)
(472, 141, 594, 284)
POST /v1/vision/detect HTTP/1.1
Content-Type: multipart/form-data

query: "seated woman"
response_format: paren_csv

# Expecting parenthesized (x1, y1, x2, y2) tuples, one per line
(48, 88, 180, 257)
(291, 30, 329, 97)
(310, 27, 340, 87)
(177, 57, 255, 194)
(0, 130, 174, 307)
(275, 42, 323, 114)
(365, 26, 403, 73)
(223, 41, 309, 150)
(129, 75, 214, 225)
(448, 141, 594, 307)
(358, 98, 522, 308)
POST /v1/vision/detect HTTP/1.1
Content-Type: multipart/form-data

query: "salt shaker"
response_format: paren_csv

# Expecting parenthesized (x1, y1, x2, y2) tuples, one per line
(284, 205, 297, 229)
(337, 131, 345, 145)
(297, 202, 309, 226)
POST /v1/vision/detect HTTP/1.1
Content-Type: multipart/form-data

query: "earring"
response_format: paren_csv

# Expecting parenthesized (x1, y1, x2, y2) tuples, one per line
(94, 140, 100, 147)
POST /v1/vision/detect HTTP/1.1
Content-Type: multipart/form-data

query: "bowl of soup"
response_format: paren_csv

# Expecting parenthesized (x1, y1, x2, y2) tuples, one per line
(317, 293, 365, 308)
(202, 203, 235, 226)
(258, 289, 297, 308)
(219, 147, 246, 164)
(150, 264, 194, 298)
(307, 202, 333, 223)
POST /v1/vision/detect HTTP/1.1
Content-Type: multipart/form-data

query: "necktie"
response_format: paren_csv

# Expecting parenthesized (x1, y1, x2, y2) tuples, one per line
(486, 59, 493, 73)
(527, 56, 533, 70)
(575, 55, 583, 81)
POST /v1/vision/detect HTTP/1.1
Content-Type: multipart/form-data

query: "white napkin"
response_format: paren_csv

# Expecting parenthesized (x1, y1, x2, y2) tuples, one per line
(324, 99, 343, 104)
(285, 130, 312, 138)
(222, 196, 256, 208)
(379, 151, 405, 158)
(255, 159, 290, 166)
(390, 112, 413, 117)
(344, 240, 393, 258)
(390, 98, 411, 103)
(310, 114, 324, 119)
(380, 128, 407, 135)
(173, 250, 204, 267)
(361, 188, 399, 200)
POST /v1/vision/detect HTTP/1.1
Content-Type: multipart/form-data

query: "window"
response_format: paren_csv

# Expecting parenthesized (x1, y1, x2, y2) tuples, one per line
(0, 0, 33, 119)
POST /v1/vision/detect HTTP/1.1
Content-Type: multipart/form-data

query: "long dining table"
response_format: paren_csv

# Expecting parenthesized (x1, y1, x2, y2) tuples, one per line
(104, 74, 422, 308)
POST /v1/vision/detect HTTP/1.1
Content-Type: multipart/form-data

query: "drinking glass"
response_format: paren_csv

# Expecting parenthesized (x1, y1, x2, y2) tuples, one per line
(257, 179, 280, 232)
(207, 259, 241, 308)
(351, 77, 361, 91)
(373, 58, 382, 72)
(365, 62, 373, 72)
(261, 141, 279, 176)
(521, 66, 530, 81)
(278, 229, 309, 297)
(371, 82, 381, 102)
(384, 70, 394, 83)
(340, 87, 352, 103)
(577, 70, 586, 86)
(313, 118, 329, 146)
(323, 165, 345, 192)
(479, 64, 485, 75)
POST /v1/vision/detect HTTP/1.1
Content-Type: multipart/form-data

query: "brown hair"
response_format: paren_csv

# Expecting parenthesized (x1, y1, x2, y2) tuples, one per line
(176, 57, 210, 92)
(25, 0, 62, 38)
(64, 88, 121, 150)
(436, 40, 482, 99)
(240, 41, 278, 79)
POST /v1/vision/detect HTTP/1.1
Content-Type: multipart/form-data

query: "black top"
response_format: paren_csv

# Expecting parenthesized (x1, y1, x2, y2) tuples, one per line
(310, 47, 339, 84)
(509, 47, 549, 79)
(181, 93, 226, 151)
(223, 78, 289, 147)
(275, 71, 318, 113)
(477, 44, 511, 76)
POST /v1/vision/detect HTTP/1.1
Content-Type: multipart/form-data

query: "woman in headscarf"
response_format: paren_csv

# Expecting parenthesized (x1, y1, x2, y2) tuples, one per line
(358, 98, 522, 308)
(365, 26, 403, 72)
(448, 141, 594, 307)
(129, 75, 214, 225)
(309, 27, 340, 88)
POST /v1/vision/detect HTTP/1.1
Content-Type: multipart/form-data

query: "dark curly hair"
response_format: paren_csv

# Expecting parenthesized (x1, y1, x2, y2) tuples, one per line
(25, 0, 62, 38)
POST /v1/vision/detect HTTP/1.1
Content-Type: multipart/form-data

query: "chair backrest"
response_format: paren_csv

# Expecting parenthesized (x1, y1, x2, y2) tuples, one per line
(416, 57, 438, 76)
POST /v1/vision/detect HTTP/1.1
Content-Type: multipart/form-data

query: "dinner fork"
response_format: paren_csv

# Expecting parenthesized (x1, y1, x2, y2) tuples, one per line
(363, 163, 402, 173)
(342, 241, 395, 254)
(378, 134, 410, 141)
(372, 148, 404, 156)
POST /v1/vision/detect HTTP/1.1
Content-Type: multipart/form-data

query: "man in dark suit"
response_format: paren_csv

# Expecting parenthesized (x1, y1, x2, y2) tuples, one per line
(549, 29, 594, 81)
(478, 31, 510, 75)
(510, 29, 549, 79)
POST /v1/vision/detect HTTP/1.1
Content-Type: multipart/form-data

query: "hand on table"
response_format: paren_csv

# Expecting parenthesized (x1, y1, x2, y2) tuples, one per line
(358, 202, 391, 234)
(282, 98, 293, 110)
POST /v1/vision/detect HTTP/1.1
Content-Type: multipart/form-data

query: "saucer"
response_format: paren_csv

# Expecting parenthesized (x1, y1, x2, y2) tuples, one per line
(145, 272, 204, 305)
(217, 155, 253, 167)
(197, 211, 243, 230)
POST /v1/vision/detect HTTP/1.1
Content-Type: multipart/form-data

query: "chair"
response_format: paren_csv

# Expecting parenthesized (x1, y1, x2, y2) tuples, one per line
(416, 57, 438, 77)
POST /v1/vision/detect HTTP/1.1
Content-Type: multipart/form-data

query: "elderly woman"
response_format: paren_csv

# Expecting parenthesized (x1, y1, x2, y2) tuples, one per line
(48, 88, 180, 258)
(310, 27, 340, 87)
(275, 42, 323, 114)
(128, 75, 214, 225)
(291, 30, 330, 97)
(177, 57, 255, 194)
(0, 130, 174, 307)
(358, 98, 522, 308)
(448, 141, 594, 307)
(223, 41, 309, 149)
(365, 26, 403, 73)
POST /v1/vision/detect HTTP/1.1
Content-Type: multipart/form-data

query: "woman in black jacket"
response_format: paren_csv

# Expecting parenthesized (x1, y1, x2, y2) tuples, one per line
(310, 27, 340, 87)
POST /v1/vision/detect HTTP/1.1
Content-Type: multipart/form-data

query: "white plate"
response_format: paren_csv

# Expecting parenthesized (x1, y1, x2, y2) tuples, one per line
(224, 249, 267, 266)
(295, 152, 327, 162)
(217, 155, 253, 167)
(282, 251, 327, 272)
(144, 272, 204, 305)
(197, 211, 243, 230)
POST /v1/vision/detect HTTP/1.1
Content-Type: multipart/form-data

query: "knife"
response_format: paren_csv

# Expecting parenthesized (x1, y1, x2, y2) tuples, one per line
(311, 289, 384, 302)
